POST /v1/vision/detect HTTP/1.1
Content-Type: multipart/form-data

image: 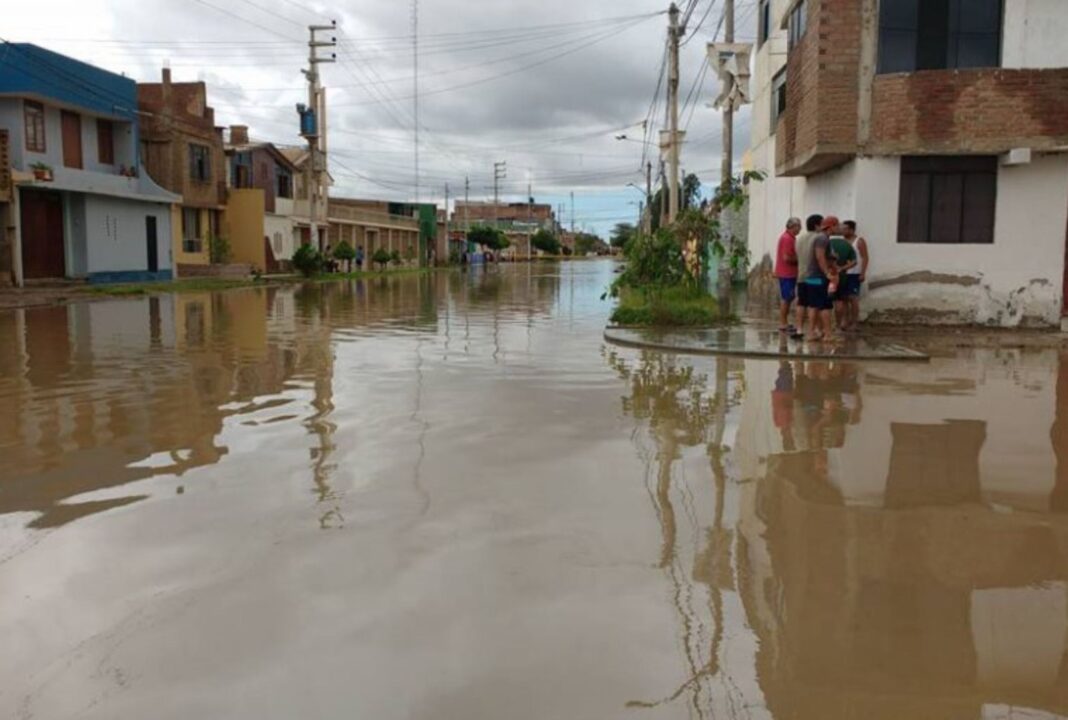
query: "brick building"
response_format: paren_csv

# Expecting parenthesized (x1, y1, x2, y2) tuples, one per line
(326, 198, 423, 264)
(746, 0, 1068, 327)
(138, 68, 227, 271)
(451, 201, 558, 259)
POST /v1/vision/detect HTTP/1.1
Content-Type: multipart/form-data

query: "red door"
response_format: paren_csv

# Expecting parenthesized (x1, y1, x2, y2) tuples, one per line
(61, 111, 82, 169)
(20, 189, 65, 279)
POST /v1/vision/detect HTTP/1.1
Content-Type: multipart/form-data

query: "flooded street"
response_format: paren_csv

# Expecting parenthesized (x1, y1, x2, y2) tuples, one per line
(2, 260, 1067, 720)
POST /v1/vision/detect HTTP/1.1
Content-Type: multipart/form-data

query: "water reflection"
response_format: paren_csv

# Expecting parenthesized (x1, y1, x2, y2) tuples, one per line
(612, 347, 1068, 718)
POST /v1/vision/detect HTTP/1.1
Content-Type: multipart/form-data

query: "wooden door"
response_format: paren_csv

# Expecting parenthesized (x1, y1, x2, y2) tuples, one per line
(145, 216, 158, 273)
(61, 111, 82, 169)
(19, 189, 65, 279)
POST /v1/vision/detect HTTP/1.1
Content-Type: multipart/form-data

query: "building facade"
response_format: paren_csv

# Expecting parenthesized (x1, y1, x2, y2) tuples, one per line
(138, 68, 227, 273)
(0, 44, 179, 286)
(451, 201, 558, 259)
(326, 198, 422, 264)
(747, 0, 1068, 327)
(225, 126, 299, 273)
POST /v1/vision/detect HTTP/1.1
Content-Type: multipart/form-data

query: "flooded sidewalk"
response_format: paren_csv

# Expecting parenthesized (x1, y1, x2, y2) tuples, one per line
(1, 261, 1066, 719)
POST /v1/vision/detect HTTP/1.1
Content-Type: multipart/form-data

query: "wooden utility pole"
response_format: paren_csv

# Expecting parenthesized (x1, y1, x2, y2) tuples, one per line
(667, 3, 682, 225)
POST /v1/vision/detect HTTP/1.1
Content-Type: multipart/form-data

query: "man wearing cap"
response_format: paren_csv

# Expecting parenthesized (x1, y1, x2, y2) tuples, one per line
(801, 215, 838, 342)
(791, 214, 823, 340)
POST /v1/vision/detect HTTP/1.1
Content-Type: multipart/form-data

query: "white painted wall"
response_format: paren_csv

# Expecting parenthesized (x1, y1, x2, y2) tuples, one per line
(1002, 0, 1068, 69)
(265, 214, 295, 263)
(745, 0, 807, 268)
(80, 195, 173, 275)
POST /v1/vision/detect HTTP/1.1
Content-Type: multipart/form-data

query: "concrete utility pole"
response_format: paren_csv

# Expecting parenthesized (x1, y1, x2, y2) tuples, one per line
(464, 175, 470, 233)
(412, 0, 419, 202)
(300, 21, 336, 252)
(721, 0, 735, 194)
(527, 180, 533, 260)
(570, 190, 575, 234)
(667, 3, 682, 225)
(444, 182, 449, 263)
(493, 161, 506, 229)
(645, 160, 652, 232)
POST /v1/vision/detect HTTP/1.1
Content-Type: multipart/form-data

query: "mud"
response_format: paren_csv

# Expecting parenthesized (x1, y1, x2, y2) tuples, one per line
(1, 261, 1067, 719)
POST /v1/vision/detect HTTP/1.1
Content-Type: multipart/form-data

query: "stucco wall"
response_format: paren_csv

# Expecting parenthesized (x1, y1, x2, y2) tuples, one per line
(225, 189, 266, 271)
(804, 155, 1067, 327)
(1003, 0, 1068, 69)
(80, 195, 173, 277)
(265, 214, 295, 264)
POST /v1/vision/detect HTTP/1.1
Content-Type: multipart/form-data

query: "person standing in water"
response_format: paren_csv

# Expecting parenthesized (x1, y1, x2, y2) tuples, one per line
(842, 221, 868, 331)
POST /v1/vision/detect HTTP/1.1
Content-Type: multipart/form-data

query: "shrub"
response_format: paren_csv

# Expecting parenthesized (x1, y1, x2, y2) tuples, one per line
(390, 249, 403, 266)
(610, 286, 723, 327)
(292, 243, 322, 277)
(209, 235, 232, 264)
(332, 240, 355, 273)
(371, 247, 392, 271)
(531, 229, 560, 255)
(467, 225, 508, 251)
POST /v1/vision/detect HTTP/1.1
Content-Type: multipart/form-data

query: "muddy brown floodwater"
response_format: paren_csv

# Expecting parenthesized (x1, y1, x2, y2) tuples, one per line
(1, 260, 1067, 720)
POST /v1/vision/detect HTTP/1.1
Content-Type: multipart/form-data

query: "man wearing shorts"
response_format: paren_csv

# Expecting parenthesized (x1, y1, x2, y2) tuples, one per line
(791, 214, 823, 340)
(828, 223, 858, 330)
(775, 217, 802, 333)
(842, 221, 868, 331)
(801, 215, 838, 342)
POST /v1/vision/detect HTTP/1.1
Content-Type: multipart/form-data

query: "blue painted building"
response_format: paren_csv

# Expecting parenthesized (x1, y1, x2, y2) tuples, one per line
(0, 43, 179, 285)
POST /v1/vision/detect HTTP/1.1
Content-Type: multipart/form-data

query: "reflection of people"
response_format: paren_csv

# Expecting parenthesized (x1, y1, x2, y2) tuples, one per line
(773, 361, 796, 452)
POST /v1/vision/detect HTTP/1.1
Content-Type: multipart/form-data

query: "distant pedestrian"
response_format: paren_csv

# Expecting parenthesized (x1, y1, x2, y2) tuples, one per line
(791, 214, 823, 340)
(842, 221, 868, 331)
(800, 215, 838, 342)
(775, 217, 802, 333)
(356, 245, 365, 271)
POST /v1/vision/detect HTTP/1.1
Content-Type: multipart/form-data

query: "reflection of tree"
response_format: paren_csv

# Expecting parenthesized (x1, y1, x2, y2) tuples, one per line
(606, 348, 743, 717)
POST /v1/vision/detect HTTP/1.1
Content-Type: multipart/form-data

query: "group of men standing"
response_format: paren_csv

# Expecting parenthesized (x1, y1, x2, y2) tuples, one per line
(774, 214, 870, 342)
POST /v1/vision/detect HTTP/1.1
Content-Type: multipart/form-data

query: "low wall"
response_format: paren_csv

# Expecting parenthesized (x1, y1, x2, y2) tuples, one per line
(177, 263, 251, 279)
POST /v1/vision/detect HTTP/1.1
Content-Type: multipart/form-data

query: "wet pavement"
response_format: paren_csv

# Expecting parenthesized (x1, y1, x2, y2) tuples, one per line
(1, 260, 1066, 720)
(604, 325, 929, 361)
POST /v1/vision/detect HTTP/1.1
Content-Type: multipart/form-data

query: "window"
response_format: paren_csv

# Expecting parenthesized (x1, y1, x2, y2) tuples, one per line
(97, 119, 114, 165)
(897, 156, 997, 244)
(878, 0, 1002, 74)
(758, 0, 771, 48)
(189, 144, 211, 182)
(182, 207, 203, 253)
(24, 101, 46, 153)
(788, 0, 808, 49)
(276, 167, 292, 199)
(771, 69, 787, 129)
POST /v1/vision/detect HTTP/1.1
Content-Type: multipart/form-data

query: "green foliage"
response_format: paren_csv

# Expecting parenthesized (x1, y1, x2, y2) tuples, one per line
(682, 173, 702, 209)
(574, 232, 604, 255)
(371, 248, 392, 271)
(610, 286, 722, 327)
(467, 225, 508, 251)
(332, 240, 356, 261)
(209, 234, 232, 264)
(292, 243, 322, 277)
(561, 246, 573, 256)
(609, 222, 637, 249)
(531, 228, 560, 255)
(390, 249, 403, 266)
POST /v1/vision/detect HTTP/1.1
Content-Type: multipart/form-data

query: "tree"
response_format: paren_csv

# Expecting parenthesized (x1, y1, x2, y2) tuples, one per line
(682, 173, 702, 209)
(574, 232, 606, 256)
(371, 247, 392, 271)
(467, 225, 508, 251)
(292, 243, 322, 277)
(390, 249, 403, 266)
(531, 228, 560, 255)
(333, 240, 355, 272)
(610, 223, 637, 249)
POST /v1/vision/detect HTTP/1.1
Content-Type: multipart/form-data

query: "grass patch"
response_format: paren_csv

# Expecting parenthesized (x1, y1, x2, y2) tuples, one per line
(87, 278, 264, 296)
(610, 286, 728, 327)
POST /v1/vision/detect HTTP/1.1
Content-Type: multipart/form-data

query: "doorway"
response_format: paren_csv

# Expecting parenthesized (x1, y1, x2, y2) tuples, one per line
(145, 216, 158, 273)
(61, 111, 82, 169)
(20, 189, 65, 279)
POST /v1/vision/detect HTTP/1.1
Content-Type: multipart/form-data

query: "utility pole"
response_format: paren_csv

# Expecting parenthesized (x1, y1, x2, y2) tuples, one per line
(667, 3, 683, 225)
(570, 190, 575, 234)
(299, 21, 337, 252)
(412, 0, 419, 202)
(493, 161, 507, 229)
(464, 175, 470, 234)
(444, 182, 449, 264)
(721, 0, 735, 195)
(527, 180, 533, 261)
(645, 160, 652, 232)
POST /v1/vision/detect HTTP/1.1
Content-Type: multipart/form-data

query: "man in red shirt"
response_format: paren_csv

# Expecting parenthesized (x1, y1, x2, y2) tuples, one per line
(775, 217, 802, 332)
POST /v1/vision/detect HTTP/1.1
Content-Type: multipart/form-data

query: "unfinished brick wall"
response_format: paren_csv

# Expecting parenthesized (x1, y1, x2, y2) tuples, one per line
(776, 0, 862, 176)
(867, 69, 1068, 155)
(0, 130, 10, 202)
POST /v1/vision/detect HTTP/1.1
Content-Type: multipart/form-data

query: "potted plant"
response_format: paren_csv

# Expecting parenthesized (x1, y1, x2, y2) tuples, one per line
(30, 162, 53, 182)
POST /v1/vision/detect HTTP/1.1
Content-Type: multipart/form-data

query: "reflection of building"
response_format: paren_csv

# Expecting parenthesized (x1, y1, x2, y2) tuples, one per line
(732, 353, 1068, 718)
(1, 45, 180, 286)
(138, 67, 227, 274)
(746, 0, 1068, 326)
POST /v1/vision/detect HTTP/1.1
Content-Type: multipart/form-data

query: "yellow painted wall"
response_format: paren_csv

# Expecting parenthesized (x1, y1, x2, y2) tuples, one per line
(224, 189, 266, 272)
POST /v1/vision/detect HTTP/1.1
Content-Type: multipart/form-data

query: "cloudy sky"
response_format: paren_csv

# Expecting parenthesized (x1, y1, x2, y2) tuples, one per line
(8, 0, 755, 235)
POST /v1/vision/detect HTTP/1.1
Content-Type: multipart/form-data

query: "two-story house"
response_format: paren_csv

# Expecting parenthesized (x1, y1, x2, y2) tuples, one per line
(0, 44, 179, 286)
(747, 0, 1068, 328)
(225, 125, 299, 272)
(138, 68, 227, 274)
